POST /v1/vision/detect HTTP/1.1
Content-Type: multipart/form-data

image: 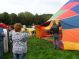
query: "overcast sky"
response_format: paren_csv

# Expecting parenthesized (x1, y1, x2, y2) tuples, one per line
(0, 0, 69, 15)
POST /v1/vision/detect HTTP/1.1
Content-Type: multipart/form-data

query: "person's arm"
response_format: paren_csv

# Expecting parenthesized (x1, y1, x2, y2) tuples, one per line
(21, 31, 32, 41)
(9, 30, 13, 43)
(26, 29, 32, 37)
(28, 30, 32, 37)
(1, 31, 5, 37)
(9, 30, 12, 38)
(58, 22, 62, 31)
(0, 29, 5, 37)
(59, 26, 62, 31)
(50, 26, 53, 34)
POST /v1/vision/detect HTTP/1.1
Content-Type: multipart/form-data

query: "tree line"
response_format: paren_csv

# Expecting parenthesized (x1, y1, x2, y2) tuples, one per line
(0, 11, 52, 26)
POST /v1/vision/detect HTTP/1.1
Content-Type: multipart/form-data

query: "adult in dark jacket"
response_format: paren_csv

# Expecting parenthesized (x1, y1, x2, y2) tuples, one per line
(0, 27, 5, 59)
(50, 20, 61, 49)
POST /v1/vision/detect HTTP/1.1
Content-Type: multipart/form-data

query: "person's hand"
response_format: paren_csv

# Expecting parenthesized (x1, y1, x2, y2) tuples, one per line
(28, 30, 32, 37)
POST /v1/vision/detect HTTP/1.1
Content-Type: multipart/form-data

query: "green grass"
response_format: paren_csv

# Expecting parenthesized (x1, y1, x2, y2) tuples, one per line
(3, 36, 79, 59)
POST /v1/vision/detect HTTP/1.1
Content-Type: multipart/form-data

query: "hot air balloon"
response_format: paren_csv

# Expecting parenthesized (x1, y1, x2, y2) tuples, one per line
(35, 0, 79, 50)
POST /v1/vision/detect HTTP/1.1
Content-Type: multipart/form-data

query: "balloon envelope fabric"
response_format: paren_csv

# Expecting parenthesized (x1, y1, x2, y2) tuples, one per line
(35, 0, 79, 50)
(52, 0, 79, 50)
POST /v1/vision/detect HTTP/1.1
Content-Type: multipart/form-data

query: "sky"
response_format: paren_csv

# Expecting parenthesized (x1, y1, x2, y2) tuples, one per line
(0, 0, 69, 15)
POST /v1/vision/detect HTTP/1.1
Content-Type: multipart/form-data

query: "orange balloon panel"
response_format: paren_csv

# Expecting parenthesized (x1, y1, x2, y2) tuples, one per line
(62, 28, 79, 43)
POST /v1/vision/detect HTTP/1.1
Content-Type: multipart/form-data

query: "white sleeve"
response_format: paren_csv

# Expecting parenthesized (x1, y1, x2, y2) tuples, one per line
(9, 31, 12, 37)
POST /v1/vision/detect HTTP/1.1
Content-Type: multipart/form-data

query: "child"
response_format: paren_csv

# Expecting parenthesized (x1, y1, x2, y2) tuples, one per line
(9, 23, 31, 59)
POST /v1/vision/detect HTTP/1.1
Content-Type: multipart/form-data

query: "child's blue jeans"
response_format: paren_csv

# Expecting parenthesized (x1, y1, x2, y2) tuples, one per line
(53, 33, 61, 49)
(13, 54, 25, 59)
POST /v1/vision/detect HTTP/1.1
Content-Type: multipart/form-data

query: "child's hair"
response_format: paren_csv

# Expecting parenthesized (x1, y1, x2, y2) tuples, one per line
(14, 23, 23, 32)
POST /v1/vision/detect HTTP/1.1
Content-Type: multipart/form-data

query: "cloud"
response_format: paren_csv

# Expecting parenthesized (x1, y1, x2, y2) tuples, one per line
(0, 0, 69, 15)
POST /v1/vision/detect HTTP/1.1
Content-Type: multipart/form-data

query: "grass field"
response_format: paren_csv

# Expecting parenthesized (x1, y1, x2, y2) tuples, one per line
(3, 36, 79, 59)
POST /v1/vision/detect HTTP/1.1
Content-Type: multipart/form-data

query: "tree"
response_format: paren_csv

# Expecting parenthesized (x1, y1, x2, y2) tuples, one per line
(2, 12, 10, 25)
(33, 14, 52, 25)
(18, 11, 34, 26)
(9, 13, 18, 25)
(39, 14, 52, 23)
(33, 14, 39, 25)
(0, 14, 4, 23)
